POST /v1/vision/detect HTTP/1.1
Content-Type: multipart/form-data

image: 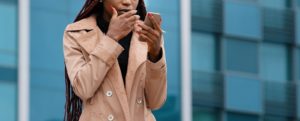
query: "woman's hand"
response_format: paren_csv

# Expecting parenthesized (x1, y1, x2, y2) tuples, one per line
(107, 7, 140, 41)
(135, 14, 163, 62)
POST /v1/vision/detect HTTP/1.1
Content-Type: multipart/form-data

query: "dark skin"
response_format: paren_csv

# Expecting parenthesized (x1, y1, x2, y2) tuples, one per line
(102, 0, 163, 62)
(135, 14, 163, 62)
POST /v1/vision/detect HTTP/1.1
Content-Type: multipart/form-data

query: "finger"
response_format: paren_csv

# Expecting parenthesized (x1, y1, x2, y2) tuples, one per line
(111, 7, 118, 19)
(127, 15, 140, 22)
(134, 23, 142, 32)
(138, 21, 152, 31)
(127, 20, 137, 29)
(148, 14, 163, 33)
(139, 33, 153, 44)
(140, 30, 157, 42)
(119, 10, 137, 18)
(138, 32, 147, 42)
(138, 22, 159, 38)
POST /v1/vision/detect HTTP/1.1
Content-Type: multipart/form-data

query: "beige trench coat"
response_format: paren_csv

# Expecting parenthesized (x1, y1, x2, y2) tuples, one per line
(63, 14, 167, 121)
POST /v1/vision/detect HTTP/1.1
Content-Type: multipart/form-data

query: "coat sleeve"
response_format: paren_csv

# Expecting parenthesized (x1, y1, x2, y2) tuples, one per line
(144, 38, 167, 110)
(63, 30, 124, 101)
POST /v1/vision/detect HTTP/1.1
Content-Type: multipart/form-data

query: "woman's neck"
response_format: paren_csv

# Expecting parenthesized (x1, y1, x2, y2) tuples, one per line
(97, 11, 110, 33)
(102, 11, 111, 23)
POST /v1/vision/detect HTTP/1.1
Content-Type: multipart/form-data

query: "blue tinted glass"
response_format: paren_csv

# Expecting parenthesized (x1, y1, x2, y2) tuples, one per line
(226, 39, 258, 73)
(191, 33, 222, 109)
(193, 109, 219, 121)
(192, 0, 215, 17)
(191, 0, 222, 32)
(259, 0, 291, 9)
(298, 49, 300, 80)
(227, 112, 259, 121)
(264, 81, 290, 109)
(30, 1, 70, 121)
(224, 2, 262, 39)
(0, 82, 17, 121)
(263, 9, 287, 30)
(0, 1, 18, 121)
(0, 67, 17, 81)
(30, 10, 66, 71)
(0, 2, 17, 67)
(260, 43, 288, 82)
(225, 75, 263, 113)
(0, 54, 17, 68)
(192, 32, 216, 72)
(297, 12, 300, 45)
(298, 84, 300, 118)
(263, 6, 293, 44)
(264, 116, 290, 121)
(30, 87, 64, 121)
(31, 0, 68, 13)
(261, 44, 291, 116)
(69, 0, 85, 19)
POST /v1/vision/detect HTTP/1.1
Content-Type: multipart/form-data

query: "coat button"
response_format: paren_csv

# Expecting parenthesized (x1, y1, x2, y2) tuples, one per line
(107, 114, 114, 121)
(106, 91, 113, 97)
(136, 98, 143, 104)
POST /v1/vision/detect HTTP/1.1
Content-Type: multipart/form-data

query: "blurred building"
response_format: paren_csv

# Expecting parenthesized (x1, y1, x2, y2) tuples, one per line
(0, 0, 300, 121)
(191, 0, 300, 121)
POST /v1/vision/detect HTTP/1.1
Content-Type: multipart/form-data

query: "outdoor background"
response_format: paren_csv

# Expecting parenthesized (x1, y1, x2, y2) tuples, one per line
(1, 0, 300, 121)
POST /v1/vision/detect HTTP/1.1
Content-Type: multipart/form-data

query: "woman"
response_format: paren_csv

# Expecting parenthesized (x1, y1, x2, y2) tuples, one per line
(63, 0, 167, 120)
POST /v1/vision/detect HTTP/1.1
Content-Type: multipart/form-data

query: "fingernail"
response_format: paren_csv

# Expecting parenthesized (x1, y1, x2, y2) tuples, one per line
(148, 13, 152, 17)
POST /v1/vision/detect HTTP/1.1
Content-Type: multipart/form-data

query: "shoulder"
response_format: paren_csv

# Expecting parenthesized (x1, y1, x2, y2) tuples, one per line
(64, 14, 98, 32)
(63, 14, 98, 39)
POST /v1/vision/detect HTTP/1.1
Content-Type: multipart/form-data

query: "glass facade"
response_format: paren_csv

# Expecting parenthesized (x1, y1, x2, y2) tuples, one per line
(1, 0, 300, 121)
(192, 0, 299, 121)
(29, 0, 84, 120)
(0, 0, 18, 120)
(225, 75, 262, 113)
(224, 1, 262, 39)
(226, 112, 259, 121)
(225, 39, 258, 73)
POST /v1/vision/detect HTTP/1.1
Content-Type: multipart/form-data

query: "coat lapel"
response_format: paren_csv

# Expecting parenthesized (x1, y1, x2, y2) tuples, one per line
(66, 15, 102, 55)
(125, 32, 148, 97)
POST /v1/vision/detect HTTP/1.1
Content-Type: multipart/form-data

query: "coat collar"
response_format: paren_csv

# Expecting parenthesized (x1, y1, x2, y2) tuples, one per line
(66, 14, 97, 31)
(67, 14, 148, 97)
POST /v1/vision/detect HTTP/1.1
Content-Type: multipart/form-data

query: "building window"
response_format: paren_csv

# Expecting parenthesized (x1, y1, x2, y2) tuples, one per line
(193, 108, 220, 121)
(260, 43, 290, 82)
(225, 38, 258, 74)
(225, 75, 262, 113)
(227, 112, 259, 121)
(259, 0, 292, 9)
(192, 32, 217, 72)
(191, 0, 222, 33)
(261, 43, 295, 117)
(224, 1, 262, 39)
(298, 49, 300, 80)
